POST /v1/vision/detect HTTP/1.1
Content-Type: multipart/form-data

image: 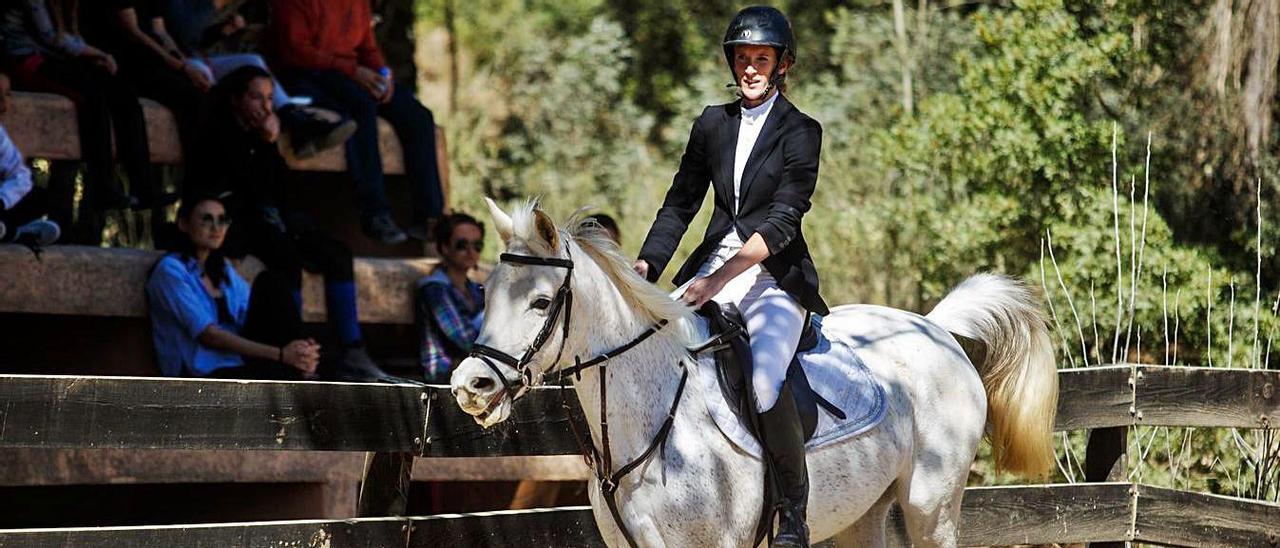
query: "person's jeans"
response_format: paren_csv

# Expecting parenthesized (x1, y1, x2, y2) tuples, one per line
(278, 69, 444, 221)
(188, 54, 292, 109)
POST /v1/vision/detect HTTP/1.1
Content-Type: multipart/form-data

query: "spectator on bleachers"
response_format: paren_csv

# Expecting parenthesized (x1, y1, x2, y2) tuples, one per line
(188, 65, 390, 382)
(267, 0, 445, 245)
(79, 0, 205, 161)
(0, 0, 161, 214)
(147, 192, 321, 379)
(162, 0, 355, 161)
(0, 72, 58, 245)
(416, 213, 484, 384)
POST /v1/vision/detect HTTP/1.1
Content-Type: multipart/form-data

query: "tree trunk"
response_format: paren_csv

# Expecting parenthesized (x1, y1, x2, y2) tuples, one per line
(892, 0, 914, 115)
(374, 0, 419, 93)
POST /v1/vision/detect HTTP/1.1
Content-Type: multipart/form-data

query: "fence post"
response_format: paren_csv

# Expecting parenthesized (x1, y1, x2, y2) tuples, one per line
(358, 451, 415, 517)
(1084, 426, 1128, 548)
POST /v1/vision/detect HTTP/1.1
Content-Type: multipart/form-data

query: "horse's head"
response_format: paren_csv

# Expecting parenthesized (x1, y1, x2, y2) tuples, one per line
(451, 198, 581, 428)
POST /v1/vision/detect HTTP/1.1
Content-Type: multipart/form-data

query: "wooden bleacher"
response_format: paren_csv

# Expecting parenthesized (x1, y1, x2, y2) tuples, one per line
(7, 91, 427, 175)
(0, 92, 586, 526)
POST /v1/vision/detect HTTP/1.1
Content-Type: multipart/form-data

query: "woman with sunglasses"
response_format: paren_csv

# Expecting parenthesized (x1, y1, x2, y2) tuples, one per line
(416, 213, 485, 384)
(146, 193, 321, 379)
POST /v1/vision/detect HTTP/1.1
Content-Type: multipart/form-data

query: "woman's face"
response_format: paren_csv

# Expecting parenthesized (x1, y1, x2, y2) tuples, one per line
(733, 44, 785, 103)
(233, 77, 275, 130)
(178, 199, 231, 252)
(441, 223, 483, 272)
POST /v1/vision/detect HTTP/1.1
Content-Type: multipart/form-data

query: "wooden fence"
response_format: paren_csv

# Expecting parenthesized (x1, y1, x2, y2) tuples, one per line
(0, 364, 1277, 546)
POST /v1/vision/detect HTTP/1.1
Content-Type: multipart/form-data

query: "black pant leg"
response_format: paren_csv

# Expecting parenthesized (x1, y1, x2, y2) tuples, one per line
(293, 229, 355, 282)
(239, 269, 305, 380)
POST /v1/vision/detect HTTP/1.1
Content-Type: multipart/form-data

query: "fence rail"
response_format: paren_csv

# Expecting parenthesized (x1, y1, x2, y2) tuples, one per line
(2, 365, 1276, 455)
(1, 365, 1278, 546)
(0, 483, 1273, 547)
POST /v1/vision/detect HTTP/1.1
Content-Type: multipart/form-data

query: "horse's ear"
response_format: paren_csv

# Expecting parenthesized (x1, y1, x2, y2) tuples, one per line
(533, 208, 560, 252)
(485, 197, 514, 243)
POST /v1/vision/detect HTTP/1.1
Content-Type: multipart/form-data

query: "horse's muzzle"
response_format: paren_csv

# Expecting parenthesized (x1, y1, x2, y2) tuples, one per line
(450, 357, 513, 428)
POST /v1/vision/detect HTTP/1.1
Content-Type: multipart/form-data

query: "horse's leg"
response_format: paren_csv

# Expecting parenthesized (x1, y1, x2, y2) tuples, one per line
(895, 365, 983, 548)
(894, 430, 971, 548)
(827, 484, 894, 548)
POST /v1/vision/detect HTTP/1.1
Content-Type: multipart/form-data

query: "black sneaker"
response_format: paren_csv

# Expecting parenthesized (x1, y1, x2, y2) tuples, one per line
(362, 213, 408, 245)
(13, 218, 61, 246)
(334, 347, 394, 383)
(279, 105, 357, 161)
(405, 219, 435, 242)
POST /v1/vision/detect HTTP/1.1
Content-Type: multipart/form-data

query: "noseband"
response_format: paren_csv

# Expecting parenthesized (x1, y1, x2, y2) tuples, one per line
(468, 251, 575, 401)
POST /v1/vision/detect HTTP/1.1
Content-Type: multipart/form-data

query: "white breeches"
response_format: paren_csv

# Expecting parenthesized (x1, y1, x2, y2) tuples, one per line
(678, 245, 806, 412)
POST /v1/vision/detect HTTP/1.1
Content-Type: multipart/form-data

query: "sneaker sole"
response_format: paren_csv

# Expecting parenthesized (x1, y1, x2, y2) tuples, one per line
(289, 119, 358, 161)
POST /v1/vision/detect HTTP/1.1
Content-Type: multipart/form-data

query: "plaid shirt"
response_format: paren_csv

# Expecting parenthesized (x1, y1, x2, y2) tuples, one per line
(416, 269, 484, 376)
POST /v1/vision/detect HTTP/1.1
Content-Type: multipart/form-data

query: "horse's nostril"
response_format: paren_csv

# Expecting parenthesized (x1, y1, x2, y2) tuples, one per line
(471, 376, 496, 392)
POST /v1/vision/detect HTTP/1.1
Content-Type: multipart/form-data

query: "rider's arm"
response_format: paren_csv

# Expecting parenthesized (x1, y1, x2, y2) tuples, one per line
(711, 232, 771, 281)
(636, 108, 714, 282)
(755, 117, 822, 256)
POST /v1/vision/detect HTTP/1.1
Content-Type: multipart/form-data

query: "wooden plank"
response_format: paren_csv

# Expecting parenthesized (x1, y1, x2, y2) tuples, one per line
(0, 375, 424, 452)
(408, 507, 603, 547)
(954, 483, 1134, 546)
(1135, 484, 1280, 548)
(1135, 366, 1280, 429)
(423, 386, 588, 457)
(1056, 365, 1135, 431)
(6, 91, 413, 174)
(0, 448, 366, 486)
(0, 508, 602, 548)
(412, 455, 591, 481)
(0, 517, 411, 548)
(0, 245, 440, 324)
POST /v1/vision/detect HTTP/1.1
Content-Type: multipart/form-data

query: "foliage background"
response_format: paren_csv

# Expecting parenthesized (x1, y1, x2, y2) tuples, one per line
(411, 0, 1280, 499)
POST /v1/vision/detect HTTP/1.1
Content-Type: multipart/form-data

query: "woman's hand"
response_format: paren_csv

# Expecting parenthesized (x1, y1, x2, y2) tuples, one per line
(282, 339, 321, 375)
(182, 62, 213, 91)
(85, 51, 118, 75)
(680, 273, 727, 308)
(632, 259, 650, 280)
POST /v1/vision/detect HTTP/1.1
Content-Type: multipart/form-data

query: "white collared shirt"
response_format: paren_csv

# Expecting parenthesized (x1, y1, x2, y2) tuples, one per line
(719, 91, 779, 249)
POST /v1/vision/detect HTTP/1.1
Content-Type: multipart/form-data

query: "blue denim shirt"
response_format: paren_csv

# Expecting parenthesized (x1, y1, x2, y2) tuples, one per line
(146, 253, 251, 376)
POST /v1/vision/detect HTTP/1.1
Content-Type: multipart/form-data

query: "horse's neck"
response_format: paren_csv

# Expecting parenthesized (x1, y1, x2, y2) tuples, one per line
(572, 332, 691, 471)
(568, 272, 705, 471)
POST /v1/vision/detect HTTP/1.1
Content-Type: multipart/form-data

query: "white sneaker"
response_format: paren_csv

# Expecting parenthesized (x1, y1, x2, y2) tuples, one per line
(14, 218, 60, 246)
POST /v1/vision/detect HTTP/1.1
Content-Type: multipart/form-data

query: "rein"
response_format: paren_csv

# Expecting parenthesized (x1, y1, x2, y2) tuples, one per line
(466, 248, 690, 548)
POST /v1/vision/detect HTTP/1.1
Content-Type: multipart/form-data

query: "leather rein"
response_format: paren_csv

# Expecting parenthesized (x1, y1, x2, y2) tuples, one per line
(466, 249, 688, 548)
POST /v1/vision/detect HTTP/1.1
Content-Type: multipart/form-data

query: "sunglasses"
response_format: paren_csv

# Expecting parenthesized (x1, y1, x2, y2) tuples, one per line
(450, 239, 483, 252)
(198, 213, 233, 229)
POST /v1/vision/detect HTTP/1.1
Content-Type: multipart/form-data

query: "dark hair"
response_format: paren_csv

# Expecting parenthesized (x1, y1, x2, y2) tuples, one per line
(585, 213, 619, 241)
(434, 213, 485, 252)
(169, 192, 233, 288)
(209, 65, 273, 117)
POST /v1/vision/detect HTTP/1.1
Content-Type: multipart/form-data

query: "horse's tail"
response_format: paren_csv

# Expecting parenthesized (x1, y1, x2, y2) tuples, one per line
(926, 273, 1058, 479)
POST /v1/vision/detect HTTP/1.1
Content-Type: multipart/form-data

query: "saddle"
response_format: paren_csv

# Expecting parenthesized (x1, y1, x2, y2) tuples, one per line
(696, 302, 845, 443)
(695, 302, 846, 545)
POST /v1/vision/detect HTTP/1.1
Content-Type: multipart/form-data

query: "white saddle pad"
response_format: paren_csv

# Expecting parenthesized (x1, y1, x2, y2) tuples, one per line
(695, 316, 888, 459)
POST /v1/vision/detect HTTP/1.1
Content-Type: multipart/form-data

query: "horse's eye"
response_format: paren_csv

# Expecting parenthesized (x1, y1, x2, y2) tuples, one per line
(531, 297, 552, 311)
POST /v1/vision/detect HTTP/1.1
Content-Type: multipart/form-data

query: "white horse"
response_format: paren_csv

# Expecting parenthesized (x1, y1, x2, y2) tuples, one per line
(451, 200, 1058, 547)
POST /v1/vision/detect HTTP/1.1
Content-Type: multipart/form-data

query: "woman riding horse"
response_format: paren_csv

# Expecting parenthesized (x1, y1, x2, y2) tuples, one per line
(633, 7, 821, 547)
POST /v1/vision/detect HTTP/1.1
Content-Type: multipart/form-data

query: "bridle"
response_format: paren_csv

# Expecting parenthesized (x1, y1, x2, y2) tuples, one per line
(468, 250, 575, 403)
(464, 246, 686, 548)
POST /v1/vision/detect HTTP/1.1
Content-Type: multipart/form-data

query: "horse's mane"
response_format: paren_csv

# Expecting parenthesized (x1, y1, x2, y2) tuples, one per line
(506, 201, 699, 348)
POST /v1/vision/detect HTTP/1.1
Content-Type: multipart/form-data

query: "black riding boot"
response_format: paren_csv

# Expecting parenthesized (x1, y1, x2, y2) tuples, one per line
(759, 386, 810, 547)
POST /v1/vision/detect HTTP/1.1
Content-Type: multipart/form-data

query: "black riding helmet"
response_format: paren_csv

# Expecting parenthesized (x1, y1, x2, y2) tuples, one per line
(722, 6, 796, 91)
